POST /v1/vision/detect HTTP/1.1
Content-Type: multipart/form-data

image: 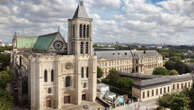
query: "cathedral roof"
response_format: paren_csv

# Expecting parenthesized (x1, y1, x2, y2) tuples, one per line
(15, 32, 66, 52)
(73, 1, 89, 18)
(16, 36, 38, 49)
(33, 32, 58, 51)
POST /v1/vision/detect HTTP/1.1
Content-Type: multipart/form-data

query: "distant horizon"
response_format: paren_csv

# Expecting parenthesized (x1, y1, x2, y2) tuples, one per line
(1, 38, 194, 46)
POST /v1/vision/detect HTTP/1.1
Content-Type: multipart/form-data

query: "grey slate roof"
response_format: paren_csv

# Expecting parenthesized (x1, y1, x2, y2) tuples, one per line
(131, 50, 161, 58)
(95, 50, 133, 59)
(73, 1, 89, 18)
(95, 50, 161, 60)
(133, 73, 193, 89)
(133, 77, 171, 89)
(170, 73, 193, 82)
(119, 72, 161, 80)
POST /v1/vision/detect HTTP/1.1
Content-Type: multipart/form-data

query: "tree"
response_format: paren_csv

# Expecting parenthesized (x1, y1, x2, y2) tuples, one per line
(107, 69, 120, 85)
(189, 82, 194, 109)
(169, 69, 179, 75)
(170, 95, 190, 110)
(159, 93, 190, 110)
(170, 56, 181, 62)
(0, 54, 10, 70)
(153, 67, 169, 75)
(0, 71, 12, 110)
(97, 67, 103, 78)
(0, 46, 12, 52)
(174, 61, 186, 74)
(0, 71, 11, 89)
(158, 94, 173, 108)
(165, 60, 175, 70)
(165, 59, 191, 74)
(117, 77, 134, 89)
(0, 89, 13, 110)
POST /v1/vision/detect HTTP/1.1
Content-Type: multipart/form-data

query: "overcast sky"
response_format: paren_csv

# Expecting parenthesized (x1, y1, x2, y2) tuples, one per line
(0, 0, 194, 45)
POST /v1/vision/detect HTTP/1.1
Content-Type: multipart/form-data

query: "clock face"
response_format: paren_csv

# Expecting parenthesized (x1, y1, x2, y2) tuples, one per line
(54, 40, 64, 50)
(65, 63, 73, 70)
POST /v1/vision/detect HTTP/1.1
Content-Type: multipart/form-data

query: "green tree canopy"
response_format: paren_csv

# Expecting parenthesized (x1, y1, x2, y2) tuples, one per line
(0, 71, 13, 110)
(170, 56, 182, 62)
(165, 60, 175, 70)
(174, 61, 186, 74)
(0, 54, 10, 70)
(117, 77, 134, 89)
(153, 67, 169, 75)
(159, 93, 190, 110)
(0, 71, 12, 89)
(169, 69, 179, 75)
(107, 69, 120, 85)
(0, 46, 12, 52)
(170, 95, 190, 110)
(0, 89, 13, 110)
(189, 82, 194, 109)
(97, 67, 103, 78)
(164, 60, 191, 74)
(158, 94, 173, 108)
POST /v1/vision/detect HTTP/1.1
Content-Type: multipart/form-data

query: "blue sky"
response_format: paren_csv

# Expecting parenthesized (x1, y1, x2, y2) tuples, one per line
(0, 0, 194, 45)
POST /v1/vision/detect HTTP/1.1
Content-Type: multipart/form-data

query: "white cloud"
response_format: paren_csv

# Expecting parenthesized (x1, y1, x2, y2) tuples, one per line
(0, 0, 194, 45)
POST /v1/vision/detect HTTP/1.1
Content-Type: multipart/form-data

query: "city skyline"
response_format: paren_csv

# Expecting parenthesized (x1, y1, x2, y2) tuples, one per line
(0, 0, 194, 45)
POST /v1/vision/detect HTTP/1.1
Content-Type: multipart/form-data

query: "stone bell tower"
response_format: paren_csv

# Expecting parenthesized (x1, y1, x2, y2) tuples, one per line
(68, 1, 93, 56)
(68, 1, 97, 105)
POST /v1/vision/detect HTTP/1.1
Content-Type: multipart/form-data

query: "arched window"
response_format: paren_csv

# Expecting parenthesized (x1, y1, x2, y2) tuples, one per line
(51, 69, 54, 82)
(85, 42, 88, 54)
(65, 76, 71, 87)
(80, 24, 83, 38)
(44, 70, 48, 82)
(81, 67, 84, 78)
(83, 25, 86, 37)
(80, 42, 84, 54)
(87, 25, 89, 37)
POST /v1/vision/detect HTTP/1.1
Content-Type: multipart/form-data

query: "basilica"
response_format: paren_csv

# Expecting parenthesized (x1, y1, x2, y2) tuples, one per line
(11, 1, 100, 110)
(11, 1, 166, 110)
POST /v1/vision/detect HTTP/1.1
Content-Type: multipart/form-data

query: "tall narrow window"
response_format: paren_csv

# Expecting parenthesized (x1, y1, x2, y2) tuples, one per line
(83, 25, 86, 37)
(142, 92, 145, 99)
(80, 24, 83, 38)
(147, 91, 149, 97)
(51, 69, 54, 82)
(19, 56, 22, 66)
(87, 25, 89, 37)
(65, 76, 71, 87)
(80, 42, 84, 54)
(152, 90, 154, 96)
(86, 67, 89, 78)
(85, 42, 88, 54)
(156, 89, 158, 95)
(44, 70, 48, 82)
(81, 67, 84, 78)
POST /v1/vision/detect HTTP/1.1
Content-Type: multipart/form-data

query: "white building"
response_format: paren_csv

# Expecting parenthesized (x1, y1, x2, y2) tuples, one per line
(11, 1, 102, 110)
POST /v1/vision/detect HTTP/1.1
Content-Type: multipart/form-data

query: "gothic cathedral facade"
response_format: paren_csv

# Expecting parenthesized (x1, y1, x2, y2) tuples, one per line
(11, 1, 97, 110)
